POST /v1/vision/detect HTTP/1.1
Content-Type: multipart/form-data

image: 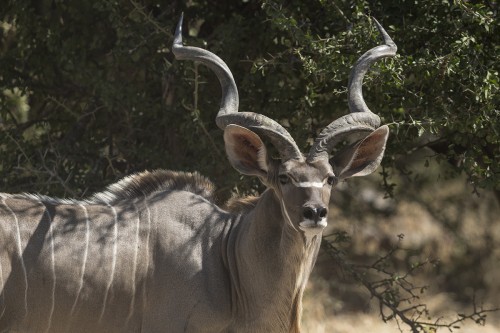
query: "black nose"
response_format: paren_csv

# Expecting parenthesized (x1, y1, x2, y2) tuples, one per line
(302, 206, 328, 221)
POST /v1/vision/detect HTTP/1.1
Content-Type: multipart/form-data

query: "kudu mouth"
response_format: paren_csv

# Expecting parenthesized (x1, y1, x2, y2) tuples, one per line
(299, 219, 327, 230)
(298, 218, 328, 244)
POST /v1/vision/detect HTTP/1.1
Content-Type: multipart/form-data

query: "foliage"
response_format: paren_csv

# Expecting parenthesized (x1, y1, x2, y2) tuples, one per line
(1, 0, 498, 197)
(259, 0, 499, 194)
(0, 0, 498, 330)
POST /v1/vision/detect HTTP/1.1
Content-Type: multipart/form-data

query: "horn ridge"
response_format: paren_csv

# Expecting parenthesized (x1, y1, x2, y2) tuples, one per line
(172, 15, 303, 161)
(307, 113, 380, 161)
(348, 18, 397, 115)
(308, 18, 397, 162)
(172, 14, 239, 123)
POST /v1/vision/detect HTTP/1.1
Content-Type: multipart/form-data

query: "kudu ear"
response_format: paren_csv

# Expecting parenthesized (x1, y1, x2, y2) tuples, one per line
(224, 124, 268, 177)
(332, 125, 389, 179)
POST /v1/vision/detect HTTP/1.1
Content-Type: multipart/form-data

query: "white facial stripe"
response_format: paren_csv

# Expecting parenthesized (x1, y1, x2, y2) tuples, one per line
(291, 180, 325, 188)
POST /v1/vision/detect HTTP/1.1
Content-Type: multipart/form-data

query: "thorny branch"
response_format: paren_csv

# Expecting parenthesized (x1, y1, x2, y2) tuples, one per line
(129, 0, 171, 37)
(321, 233, 499, 333)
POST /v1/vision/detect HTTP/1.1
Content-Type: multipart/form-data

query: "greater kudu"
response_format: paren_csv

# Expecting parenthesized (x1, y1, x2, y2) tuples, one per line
(0, 15, 396, 333)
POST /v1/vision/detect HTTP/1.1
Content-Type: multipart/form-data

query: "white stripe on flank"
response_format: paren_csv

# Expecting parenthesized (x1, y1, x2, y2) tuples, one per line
(99, 204, 118, 322)
(71, 204, 90, 315)
(0, 254, 5, 319)
(125, 203, 141, 324)
(40, 202, 56, 333)
(290, 180, 325, 188)
(142, 193, 151, 313)
(1, 196, 28, 321)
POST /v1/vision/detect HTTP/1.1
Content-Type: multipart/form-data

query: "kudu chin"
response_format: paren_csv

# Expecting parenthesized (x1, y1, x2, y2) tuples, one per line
(0, 14, 396, 333)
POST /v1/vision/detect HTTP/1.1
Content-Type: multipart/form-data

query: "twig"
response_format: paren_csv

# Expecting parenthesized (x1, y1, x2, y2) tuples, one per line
(321, 234, 499, 332)
(129, 0, 171, 37)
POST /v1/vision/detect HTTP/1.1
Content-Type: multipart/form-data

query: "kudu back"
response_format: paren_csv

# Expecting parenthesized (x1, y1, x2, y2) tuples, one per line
(0, 15, 396, 333)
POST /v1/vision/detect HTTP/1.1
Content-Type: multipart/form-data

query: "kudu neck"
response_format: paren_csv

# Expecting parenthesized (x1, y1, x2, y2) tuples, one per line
(228, 189, 322, 332)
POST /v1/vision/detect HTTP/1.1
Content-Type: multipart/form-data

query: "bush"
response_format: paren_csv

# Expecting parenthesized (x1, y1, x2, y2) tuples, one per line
(1, 0, 498, 330)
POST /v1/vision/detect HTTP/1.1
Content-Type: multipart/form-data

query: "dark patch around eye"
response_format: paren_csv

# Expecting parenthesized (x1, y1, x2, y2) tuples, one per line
(327, 176, 338, 186)
(278, 174, 289, 184)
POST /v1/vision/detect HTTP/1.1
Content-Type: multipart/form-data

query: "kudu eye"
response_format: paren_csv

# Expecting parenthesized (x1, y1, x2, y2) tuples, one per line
(278, 174, 289, 185)
(327, 176, 337, 186)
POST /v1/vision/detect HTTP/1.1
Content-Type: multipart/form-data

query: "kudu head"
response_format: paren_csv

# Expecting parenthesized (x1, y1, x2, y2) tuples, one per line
(173, 14, 396, 237)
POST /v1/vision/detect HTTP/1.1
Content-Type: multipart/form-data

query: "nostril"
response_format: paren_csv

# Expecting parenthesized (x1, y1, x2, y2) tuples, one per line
(303, 206, 328, 221)
(303, 207, 315, 220)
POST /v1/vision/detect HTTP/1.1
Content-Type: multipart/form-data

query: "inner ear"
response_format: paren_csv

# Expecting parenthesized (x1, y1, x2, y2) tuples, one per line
(224, 125, 268, 177)
(333, 125, 389, 179)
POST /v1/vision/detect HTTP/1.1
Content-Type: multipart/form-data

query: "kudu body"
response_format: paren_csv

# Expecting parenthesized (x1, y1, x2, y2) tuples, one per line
(0, 16, 396, 333)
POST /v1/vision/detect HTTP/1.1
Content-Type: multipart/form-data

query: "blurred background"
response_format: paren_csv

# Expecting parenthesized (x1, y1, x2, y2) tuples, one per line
(303, 156, 500, 332)
(1, 0, 498, 331)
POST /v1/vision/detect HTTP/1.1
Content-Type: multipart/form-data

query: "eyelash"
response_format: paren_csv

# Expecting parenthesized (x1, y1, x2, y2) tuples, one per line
(327, 176, 337, 186)
(278, 174, 289, 185)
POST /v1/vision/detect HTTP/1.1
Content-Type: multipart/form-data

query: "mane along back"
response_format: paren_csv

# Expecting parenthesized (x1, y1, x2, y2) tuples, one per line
(89, 170, 216, 204)
(6, 170, 215, 206)
(223, 195, 260, 214)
